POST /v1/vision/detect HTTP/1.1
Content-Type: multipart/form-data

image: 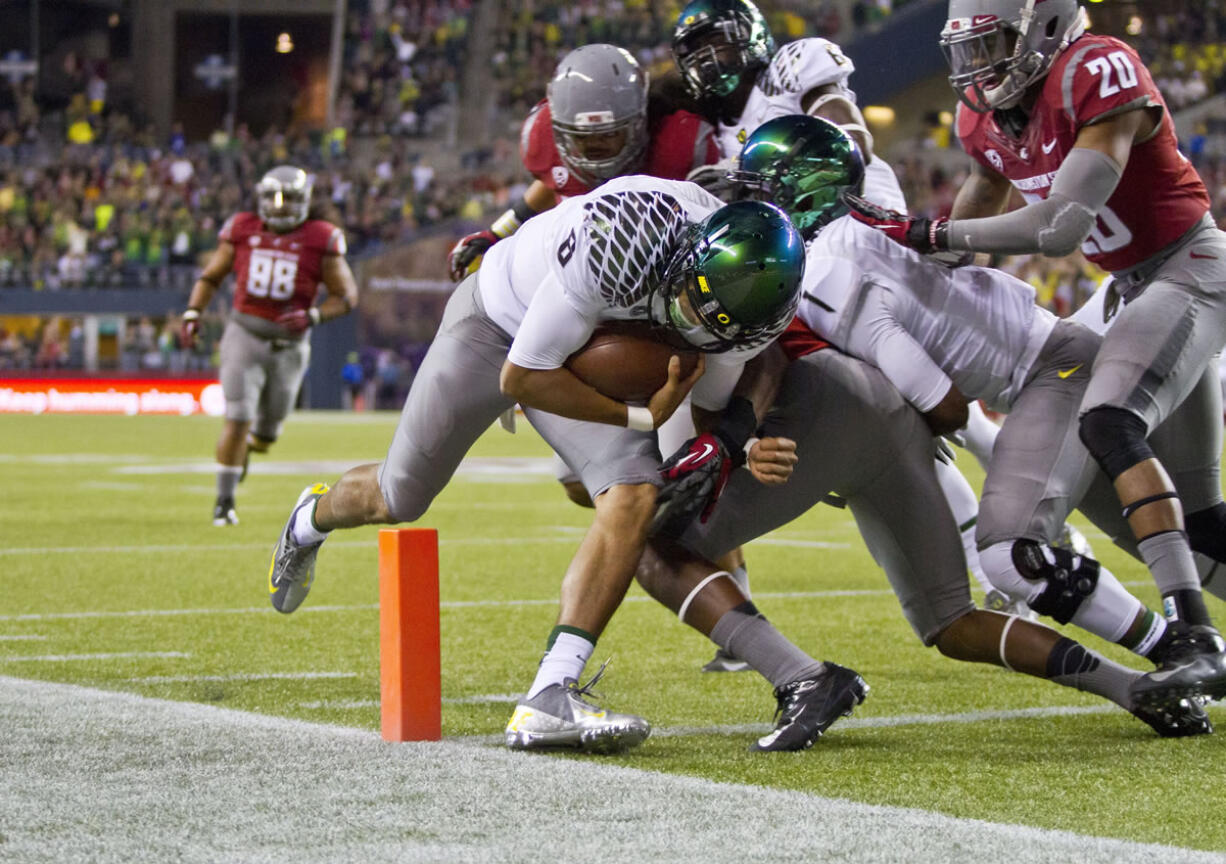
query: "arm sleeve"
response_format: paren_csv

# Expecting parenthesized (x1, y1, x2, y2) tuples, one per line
(846, 287, 953, 413)
(945, 147, 1123, 257)
(506, 273, 597, 370)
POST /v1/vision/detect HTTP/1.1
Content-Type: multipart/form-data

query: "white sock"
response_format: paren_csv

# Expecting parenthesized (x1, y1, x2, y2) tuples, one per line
(527, 632, 594, 698)
(291, 498, 328, 545)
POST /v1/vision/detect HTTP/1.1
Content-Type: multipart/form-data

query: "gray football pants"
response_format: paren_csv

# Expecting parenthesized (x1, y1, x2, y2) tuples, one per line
(680, 348, 975, 646)
(219, 319, 310, 440)
(377, 274, 663, 523)
(1083, 216, 1226, 450)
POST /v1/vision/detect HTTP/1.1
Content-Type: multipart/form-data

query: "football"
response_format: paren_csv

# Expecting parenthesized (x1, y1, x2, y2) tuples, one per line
(565, 322, 700, 402)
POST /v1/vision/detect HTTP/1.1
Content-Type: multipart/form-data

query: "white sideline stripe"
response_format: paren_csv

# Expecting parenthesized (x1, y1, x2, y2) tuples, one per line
(0, 651, 190, 663)
(0, 589, 903, 623)
(127, 672, 357, 684)
(0, 634, 47, 641)
(3, 677, 1222, 864)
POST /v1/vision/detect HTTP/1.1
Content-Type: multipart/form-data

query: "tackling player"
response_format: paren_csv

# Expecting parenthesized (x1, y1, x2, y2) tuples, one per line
(445, 43, 719, 280)
(265, 178, 806, 753)
(181, 165, 358, 526)
(734, 115, 1226, 703)
(843, 0, 1226, 675)
(670, 0, 1048, 617)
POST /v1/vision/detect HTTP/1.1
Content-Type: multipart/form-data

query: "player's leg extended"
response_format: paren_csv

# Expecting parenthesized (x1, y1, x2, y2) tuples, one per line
(847, 388, 1207, 737)
(1077, 268, 1226, 693)
(504, 412, 662, 752)
(268, 274, 515, 613)
(213, 322, 272, 525)
(976, 324, 1171, 658)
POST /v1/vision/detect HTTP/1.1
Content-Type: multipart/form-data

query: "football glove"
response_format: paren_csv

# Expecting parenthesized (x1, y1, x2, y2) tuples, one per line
(447, 230, 499, 281)
(275, 307, 319, 334)
(180, 309, 200, 349)
(843, 192, 948, 255)
(651, 433, 734, 538)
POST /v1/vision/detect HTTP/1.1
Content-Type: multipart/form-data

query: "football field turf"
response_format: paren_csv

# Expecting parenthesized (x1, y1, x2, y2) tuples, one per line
(3, 412, 1225, 862)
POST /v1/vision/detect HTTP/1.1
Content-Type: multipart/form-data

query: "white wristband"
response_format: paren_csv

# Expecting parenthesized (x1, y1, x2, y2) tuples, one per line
(626, 406, 654, 431)
(183, 308, 200, 321)
(743, 436, 760, 458)
(308, 307, 322, 326)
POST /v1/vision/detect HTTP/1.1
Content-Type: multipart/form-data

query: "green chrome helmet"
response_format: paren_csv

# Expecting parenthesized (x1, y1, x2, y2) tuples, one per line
(728, 115, 865, 240)
(653, 200, 804, 352)
(672, 0, 776, 101)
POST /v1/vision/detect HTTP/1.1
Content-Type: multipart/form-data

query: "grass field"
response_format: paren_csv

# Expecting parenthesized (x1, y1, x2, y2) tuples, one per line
(3, 411, 1226, 862)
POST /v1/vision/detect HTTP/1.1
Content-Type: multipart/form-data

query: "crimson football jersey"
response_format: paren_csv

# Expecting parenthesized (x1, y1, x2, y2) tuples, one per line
(519, 99, 719, 198)
(957, 34, 1209, 273)
(219, 212, 346, 323)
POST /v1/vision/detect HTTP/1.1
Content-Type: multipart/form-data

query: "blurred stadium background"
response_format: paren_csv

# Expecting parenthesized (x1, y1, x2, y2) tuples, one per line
(0, 0, 1220, 415)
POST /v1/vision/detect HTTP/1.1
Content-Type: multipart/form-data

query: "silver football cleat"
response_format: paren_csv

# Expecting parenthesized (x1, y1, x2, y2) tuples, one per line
(505, 664, 650, 753)
(268, 483, 329, 614)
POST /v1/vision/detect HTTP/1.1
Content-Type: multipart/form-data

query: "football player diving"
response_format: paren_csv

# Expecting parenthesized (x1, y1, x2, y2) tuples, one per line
(628, 119, 1216, 747)
(668, 0, 1078, 619)
(842, 0, 1226, 686)
(181, 165, 358, 527)
(267, 177, 806, 753)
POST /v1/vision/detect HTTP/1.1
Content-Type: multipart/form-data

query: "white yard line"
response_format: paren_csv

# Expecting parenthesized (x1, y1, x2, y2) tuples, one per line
(126, 671, 357, 684)
(0, 651, 190, 663)
(2, 676, 1221, 864)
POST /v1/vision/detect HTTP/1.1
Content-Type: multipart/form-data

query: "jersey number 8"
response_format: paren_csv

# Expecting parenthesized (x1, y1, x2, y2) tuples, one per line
(247, 249, 299, 300)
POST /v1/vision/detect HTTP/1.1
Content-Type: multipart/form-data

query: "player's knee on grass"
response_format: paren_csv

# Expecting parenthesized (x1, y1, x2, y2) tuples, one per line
(979, 539, 1099, 625)
(1078, 406, 1152, 480)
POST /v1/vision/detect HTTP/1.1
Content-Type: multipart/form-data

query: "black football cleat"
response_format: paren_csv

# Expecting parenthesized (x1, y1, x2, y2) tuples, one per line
(1137, 623, 1226, 704)
(1129, 693, 1213, 738)
(212, 496, 238, 527)
(752, 662, 868, 752)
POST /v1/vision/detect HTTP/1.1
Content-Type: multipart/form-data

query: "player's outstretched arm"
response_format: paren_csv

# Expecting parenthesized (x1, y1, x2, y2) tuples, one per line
(181, 241, 235, 348)
(446, 182, 556, 281)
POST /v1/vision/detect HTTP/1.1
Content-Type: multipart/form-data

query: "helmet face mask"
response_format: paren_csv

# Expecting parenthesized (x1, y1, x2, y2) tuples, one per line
(548, 44, 649, 186)
(257, 165, 312, 233)
(728, 115, 866, 241)
(941, 0, 1085, 113)
(673, 0, 775, 101)
(651, 200, 804, 353)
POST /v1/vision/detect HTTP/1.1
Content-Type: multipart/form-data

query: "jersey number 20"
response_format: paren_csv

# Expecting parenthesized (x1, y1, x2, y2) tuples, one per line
(247, 249, 299, 300)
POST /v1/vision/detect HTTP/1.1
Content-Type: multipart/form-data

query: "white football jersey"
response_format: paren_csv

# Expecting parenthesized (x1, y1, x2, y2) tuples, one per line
(715, 38, 905, 210)
(797, 217, 1057, 413)
(479, 175, 757, 410)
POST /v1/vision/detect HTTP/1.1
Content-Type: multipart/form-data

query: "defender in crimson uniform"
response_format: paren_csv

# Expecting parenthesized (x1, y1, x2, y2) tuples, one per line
(446, 44, 718, 281)
(181, 165, 359, 526)
(843, 0, 1226, 690)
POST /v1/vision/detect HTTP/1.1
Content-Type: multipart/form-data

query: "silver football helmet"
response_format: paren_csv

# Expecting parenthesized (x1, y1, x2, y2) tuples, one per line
(257, 165, 312, 232)
(941, 0, 1085, 113)
(547, 44, 649, 187)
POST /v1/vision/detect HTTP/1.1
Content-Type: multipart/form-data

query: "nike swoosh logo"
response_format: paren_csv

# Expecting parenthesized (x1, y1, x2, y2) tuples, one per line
(676, 442, 716, 468)
(1190, 251, 1218, 260)
(1042, 139, 1057, 154)
(1058, 365, 1082, 379)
